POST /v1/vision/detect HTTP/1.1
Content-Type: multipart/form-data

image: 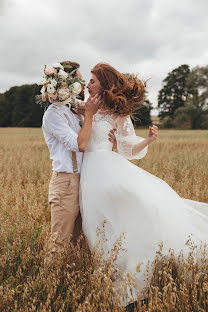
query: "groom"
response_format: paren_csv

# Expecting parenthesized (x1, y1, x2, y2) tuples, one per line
(42, 61, 115, 262)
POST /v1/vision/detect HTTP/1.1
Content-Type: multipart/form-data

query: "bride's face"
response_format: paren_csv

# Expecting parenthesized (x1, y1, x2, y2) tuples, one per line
(87, 73, 102, 96)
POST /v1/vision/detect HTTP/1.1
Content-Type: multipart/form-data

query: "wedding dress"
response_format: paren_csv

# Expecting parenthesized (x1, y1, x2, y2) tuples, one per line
(79, 111, 208, 303)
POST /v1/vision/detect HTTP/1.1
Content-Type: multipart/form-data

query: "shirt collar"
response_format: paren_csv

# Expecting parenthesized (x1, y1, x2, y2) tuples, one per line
(53, 98, 72, 109)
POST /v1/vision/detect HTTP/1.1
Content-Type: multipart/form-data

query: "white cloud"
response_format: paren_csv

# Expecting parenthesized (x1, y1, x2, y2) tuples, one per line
(1, 0, 208, 113)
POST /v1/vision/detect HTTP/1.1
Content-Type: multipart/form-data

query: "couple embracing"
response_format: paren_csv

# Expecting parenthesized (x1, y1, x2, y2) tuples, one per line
(39, 61, 208, 306)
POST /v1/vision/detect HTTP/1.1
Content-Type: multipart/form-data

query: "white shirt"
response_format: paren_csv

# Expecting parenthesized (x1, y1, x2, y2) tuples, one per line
(42, 103, 83, 173)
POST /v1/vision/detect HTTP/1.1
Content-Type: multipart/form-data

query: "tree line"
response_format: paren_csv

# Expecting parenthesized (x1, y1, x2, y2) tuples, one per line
(0, 82, 152, 128)
(0, 84, 43, 127)
(0, 64, 207, 128)
(158, 65, 208, 129)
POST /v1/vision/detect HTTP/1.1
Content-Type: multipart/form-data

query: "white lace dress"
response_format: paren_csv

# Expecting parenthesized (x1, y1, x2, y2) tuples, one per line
(79, 111, 208, 303)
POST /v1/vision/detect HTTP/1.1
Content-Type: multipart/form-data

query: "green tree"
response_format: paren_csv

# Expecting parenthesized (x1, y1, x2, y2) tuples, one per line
(172, 65, 208, 129)
(158, 64, 191, 119)
(0, 93, 9, 126)
(0, 84, 43, 127)
(133, 96, 152, 127)
(173, 105, 208, 129)
(186, 65, 208, 109)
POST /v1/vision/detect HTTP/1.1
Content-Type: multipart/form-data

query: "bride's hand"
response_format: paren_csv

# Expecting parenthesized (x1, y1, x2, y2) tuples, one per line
(148, 125, 158, 143)
(85, 94, 102, 116)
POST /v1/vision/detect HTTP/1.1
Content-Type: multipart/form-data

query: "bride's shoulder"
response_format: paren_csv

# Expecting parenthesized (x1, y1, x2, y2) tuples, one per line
(114, 114, 131, 124)
(93, 110, 114, 122)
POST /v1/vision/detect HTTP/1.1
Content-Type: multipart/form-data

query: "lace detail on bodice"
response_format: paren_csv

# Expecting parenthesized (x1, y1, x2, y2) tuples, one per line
(86, 112, 115, 152)
(123, 117, 132, 135)
(93, 112, 115, 124)
(86, 111, 148, 160)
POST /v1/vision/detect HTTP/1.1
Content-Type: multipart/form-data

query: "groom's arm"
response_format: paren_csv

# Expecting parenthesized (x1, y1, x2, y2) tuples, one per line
(43, 111, 80, 152)
(108, 128, 117, 150)
(77, 94, 102, 152)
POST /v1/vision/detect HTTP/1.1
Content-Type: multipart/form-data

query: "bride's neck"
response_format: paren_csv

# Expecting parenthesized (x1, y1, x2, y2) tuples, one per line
(98, 105, 111, 114)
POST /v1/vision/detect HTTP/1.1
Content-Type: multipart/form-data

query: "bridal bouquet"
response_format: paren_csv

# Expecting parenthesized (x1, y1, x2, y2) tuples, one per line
(36, 63, 84, 107)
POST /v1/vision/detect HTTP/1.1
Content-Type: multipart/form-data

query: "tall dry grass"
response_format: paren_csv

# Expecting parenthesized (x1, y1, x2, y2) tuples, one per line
(0, 128, 208, 311)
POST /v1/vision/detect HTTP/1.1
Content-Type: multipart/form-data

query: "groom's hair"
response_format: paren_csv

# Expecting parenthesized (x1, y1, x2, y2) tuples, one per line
(60, 61, 80, 78)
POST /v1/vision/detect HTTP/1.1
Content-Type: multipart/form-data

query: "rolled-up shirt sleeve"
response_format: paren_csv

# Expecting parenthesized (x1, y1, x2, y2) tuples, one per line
(44, 110, 79, 152)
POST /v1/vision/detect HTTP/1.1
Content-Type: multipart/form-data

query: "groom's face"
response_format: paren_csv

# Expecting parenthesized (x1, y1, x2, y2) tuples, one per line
(75, 69, 85, 100)
(75, 69, 82, 79)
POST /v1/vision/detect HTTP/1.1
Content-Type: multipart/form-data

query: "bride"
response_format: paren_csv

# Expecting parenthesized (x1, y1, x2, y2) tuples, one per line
(79, 63, 208, 304)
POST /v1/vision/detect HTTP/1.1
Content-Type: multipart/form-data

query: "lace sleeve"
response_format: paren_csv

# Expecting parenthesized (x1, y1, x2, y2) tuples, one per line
(115, 115, 148, 160)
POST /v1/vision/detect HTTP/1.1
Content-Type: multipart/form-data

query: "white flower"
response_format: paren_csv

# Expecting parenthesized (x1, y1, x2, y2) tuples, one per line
(50, 78, 57, 87)
(48, 91, 58, 100)
(58, 69, 68, 80)
(53, 63, 64, 70)
(40, 86, 46, 94)
(57, 87, 71, 101)
(70, 82, 82, 95)
(47, 84, 56, 93)
(71, 95, 76, 102)
(37, 77, 47, 85)
(45, 67, 56, 75)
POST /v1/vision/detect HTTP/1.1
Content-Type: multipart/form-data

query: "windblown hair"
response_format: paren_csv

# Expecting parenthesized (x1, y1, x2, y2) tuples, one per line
(91, 63, 146, 115)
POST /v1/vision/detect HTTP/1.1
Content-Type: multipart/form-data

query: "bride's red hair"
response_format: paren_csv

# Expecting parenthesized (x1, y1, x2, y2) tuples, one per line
(91, 63, 146, 115)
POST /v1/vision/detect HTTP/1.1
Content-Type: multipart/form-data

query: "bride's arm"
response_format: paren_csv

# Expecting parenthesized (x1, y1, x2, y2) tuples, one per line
(115, 115, 158, 160)
(132, 125, 158, 156)
(77, 95, 101, 151)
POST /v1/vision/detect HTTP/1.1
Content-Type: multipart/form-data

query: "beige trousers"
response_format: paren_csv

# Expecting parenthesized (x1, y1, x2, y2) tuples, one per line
(48, 171, 82, 254)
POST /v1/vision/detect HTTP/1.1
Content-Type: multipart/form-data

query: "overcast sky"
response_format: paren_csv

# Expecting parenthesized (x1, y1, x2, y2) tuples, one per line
(1, 0, 208, 114)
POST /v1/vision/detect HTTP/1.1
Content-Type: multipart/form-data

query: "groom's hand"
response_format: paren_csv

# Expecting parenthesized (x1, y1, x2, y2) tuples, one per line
(85, 94, 102, 117)
(108, 128, 117, 150)
(76, 101, 86, 116)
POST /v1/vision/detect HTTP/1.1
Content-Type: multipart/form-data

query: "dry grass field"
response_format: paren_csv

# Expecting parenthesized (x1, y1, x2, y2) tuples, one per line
(0, 127, 208, 311)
